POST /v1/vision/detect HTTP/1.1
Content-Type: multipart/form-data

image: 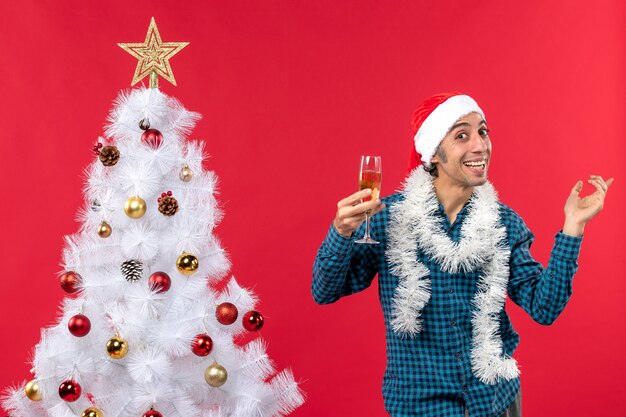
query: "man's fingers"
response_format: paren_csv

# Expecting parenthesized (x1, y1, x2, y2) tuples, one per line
(570, 180, 583, 196)
(342, 199, 382, 217)
(370, 203, 386, 216)
(339, 203, 386, 230)
(593, 175, 615, 190)
(574, 175, 614, 198)
(588, 178, 607, 194)
(337, 189, 372, 208)
(335, 190, 384, 237)
(590, 175, 615, 189)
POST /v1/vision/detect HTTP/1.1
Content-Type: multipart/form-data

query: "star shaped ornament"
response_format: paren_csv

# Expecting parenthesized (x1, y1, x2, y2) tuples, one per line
(118, 17, 189, 88)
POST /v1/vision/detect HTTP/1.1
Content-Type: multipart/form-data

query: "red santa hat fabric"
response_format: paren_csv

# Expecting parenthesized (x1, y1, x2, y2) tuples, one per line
(406, 92, 484, 175)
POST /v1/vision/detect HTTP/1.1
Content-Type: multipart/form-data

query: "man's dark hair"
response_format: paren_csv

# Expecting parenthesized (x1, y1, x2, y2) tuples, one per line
(423, 146, 447, 177)
(424, 164, 438, 177)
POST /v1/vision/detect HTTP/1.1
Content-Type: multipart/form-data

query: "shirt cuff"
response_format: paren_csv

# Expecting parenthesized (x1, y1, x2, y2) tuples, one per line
(323, 225, 354, 258)
(553, 231, 583, 260)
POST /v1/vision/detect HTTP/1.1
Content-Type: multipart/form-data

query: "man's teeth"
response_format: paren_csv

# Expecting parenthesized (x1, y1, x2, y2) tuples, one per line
(463, 160, 486, 167)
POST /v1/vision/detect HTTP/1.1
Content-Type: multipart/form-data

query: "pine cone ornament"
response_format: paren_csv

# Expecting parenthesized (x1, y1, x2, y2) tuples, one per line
(121, 259, 143, 282)
(158, 191, 178, 216)
(99, 145, 120, 167)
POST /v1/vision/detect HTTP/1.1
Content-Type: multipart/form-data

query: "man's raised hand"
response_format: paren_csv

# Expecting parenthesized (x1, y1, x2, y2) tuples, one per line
(333, 189, 385, 238)
(563, 175, 614, 236)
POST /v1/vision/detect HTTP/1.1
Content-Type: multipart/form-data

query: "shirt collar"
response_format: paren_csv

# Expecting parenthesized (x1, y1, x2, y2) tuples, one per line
(436, 195, 474, 226)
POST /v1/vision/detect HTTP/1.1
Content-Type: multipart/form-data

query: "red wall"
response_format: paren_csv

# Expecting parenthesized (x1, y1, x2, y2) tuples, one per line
(1, 1, 625, 416)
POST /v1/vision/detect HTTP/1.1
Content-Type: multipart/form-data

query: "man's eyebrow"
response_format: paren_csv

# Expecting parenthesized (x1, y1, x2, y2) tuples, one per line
(447, 119, 487, 134)
(447, 122, 470, 134)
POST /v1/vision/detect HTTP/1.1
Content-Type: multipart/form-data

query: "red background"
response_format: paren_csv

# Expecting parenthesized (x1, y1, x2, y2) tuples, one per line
(1, 1, 625, 416)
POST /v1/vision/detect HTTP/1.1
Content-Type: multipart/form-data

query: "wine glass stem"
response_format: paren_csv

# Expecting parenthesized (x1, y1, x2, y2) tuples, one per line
(364, 212, 371, 238)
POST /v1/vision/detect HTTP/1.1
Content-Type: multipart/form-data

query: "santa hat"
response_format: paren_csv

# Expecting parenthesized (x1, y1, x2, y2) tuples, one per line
(406, 92, 485, 175)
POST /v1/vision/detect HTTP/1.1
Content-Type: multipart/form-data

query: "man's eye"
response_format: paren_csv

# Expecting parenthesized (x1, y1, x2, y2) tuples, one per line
(456, 132, 468, 140)
(479, 128, 490, 136)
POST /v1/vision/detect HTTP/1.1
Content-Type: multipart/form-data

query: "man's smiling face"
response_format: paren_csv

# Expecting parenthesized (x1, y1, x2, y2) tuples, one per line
(430, 112, 492, 189)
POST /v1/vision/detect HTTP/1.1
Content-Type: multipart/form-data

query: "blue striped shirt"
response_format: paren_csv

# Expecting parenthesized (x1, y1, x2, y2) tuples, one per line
(312, 192, 582, 417)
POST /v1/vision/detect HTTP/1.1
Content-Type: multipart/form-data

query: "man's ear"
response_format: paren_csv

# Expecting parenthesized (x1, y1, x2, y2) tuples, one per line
(430, 144, 446, 165)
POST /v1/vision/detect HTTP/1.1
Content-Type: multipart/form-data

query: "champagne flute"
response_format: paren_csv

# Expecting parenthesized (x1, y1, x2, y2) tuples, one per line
(355, 155, 382, 244)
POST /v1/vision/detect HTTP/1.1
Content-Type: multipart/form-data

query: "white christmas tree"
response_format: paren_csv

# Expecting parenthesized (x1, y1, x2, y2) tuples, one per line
(2, 19, 303, 417)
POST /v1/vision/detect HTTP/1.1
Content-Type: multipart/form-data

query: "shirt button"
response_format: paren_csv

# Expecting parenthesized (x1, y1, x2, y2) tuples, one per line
(455, 352, 461, 358)
(448, 288, 453, 294)
(450, 320, 456, 327)
(462, 385, 468, 393)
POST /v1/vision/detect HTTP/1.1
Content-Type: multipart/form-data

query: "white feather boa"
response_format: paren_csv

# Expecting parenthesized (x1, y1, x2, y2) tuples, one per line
(386, 168, 519, 384)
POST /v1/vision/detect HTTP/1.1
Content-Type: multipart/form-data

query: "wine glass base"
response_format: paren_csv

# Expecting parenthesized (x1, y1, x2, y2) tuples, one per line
(355, 237, 380, 245)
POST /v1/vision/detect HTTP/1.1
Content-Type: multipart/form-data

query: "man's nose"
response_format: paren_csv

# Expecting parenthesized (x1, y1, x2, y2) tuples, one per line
(470, 131, 488, 152)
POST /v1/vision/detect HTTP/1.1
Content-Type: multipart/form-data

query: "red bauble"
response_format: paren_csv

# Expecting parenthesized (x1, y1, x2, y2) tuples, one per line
(191, 333, 213, 356)
(141, 128, 163, 148)
(68, 314, 91, 337)
(148, 272, 171, 294)
(58, 379, 81, 402)
(143, 409, 163, 417)
(242, 310, 264, 331)
(216, 302, 238, 325)
(60, 271, 81, 294)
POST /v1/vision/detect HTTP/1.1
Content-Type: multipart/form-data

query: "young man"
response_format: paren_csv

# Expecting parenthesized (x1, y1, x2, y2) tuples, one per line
(312, 92, 613, 417)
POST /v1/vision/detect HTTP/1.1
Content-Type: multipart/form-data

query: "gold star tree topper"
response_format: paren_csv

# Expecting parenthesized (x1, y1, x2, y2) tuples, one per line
(118, 17, 189, 88)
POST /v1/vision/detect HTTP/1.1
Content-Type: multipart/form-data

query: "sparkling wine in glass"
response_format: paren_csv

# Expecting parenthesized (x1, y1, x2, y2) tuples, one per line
(355, 155, 382, 244)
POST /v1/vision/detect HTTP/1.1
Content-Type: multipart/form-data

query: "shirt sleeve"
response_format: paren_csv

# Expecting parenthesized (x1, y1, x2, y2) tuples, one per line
(311, 224, 380, 304)
(507, 217, 583, 325)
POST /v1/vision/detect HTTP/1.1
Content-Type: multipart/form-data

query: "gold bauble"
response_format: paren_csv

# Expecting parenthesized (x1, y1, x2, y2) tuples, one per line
(97, 221, 112, 238)
(25, 379, 42, 401)
(106, 335, 129, 359)
(176, 253, 199, 276)
(204, 362, 228, 387)
(179, 164, 193, 182)
(81, 407, 104, 417)
(124, 196, 147, 219)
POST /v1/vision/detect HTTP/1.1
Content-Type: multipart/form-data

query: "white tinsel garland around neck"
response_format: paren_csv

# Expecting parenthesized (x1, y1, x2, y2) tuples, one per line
(386, 168, 520, 384)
